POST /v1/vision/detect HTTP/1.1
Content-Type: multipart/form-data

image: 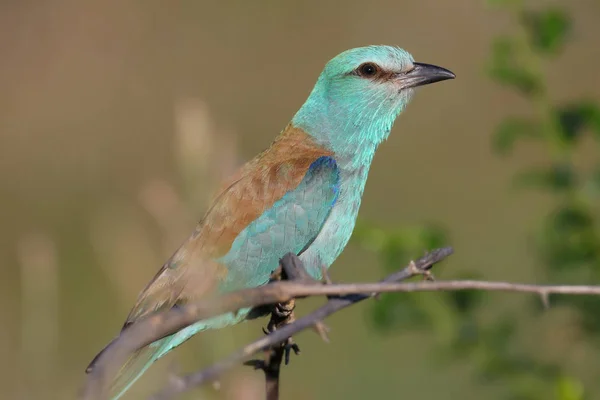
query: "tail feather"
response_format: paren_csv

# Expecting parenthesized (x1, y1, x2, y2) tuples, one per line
(86, 323, 209, 399)
(107, 338, 172, 400)
(86, 313, 245, 399)
(86, 336, 174, 400)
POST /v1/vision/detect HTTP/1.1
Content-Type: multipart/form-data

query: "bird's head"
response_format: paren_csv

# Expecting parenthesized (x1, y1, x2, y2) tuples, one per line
(292, 45, 455, 166)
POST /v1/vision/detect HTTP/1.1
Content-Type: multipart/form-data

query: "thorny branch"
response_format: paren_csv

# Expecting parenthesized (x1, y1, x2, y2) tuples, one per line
(148, 248, 449, 400)
(81, 246, 600, 400)
(81, 247, 452, 400)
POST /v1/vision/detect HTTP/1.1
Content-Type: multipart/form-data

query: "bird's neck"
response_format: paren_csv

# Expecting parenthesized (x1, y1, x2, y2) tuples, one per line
(291, 85, 398, 170)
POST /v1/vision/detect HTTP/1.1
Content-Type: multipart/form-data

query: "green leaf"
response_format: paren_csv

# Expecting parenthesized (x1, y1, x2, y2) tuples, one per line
(417, 225, 447, 250)
(491, 36, 516, 65)
(538, 203, 600, 272)
(441, 271, 485, 315)
(556, 101, 600, 144)
(584, 165, 600, 197)
(487, 37, 544, 95)
(493, 117, 541, 154)
(562, 296, 600, 334)
(353, 221, 448, 273)
(488, 64, 542, 95)
(512, 163, 576, 192)
(522, 8, 571, 55)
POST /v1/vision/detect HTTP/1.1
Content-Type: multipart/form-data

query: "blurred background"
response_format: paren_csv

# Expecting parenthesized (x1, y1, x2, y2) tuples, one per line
(2, 0, 600, 399)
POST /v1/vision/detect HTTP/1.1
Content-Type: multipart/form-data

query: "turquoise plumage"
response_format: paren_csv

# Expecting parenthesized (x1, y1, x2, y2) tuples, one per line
(86, 45, 455, 399)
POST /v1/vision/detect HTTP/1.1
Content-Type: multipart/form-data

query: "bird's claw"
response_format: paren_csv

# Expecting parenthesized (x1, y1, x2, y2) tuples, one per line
(283, 337, 301, 365)
(422, 270, 436, 281)
(257, 331, 301, 365)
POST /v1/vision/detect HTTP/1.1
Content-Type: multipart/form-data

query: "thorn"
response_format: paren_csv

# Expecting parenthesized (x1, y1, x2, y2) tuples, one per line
(262, 327, 269, 335)
(422, 270, 436, 282)
(540, 291, 550, 309)
(243, 359, 266, 370)
(321, 265, 333, 285)
(408, 259, 436, 281)
(407, 260, 420, 275)
(313, 321, 331, 343)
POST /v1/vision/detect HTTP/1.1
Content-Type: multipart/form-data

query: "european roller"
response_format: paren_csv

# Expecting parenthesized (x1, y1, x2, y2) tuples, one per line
(86, 45, 455, 399)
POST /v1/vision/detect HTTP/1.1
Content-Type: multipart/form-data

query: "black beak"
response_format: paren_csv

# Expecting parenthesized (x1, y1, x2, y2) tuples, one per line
(400, 62, 455, 89)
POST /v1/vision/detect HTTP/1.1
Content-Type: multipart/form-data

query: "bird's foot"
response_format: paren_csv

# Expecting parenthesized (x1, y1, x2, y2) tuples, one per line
(264, 298, 302, 364)
(248, 253, 314, 373)
(281, 336, 301, 365)
(271, 299, 295, 320)
(259, 326, 302, 361)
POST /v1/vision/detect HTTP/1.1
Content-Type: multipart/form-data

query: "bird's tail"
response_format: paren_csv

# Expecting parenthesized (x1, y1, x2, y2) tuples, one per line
(86, 313, 243, 399)
(110, 338, 173, 400)
(86, 336, 175, 400)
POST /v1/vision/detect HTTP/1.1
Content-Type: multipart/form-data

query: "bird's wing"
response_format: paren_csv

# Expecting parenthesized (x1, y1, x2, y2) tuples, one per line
(121, 125, 338, 326)
(86, 126, 340, 393)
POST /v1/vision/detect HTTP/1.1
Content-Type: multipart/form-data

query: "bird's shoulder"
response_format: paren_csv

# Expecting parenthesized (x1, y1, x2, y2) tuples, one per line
(192, 123, 335, 259)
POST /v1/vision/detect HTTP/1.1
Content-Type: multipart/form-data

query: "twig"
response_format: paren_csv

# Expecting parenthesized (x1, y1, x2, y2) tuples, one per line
(82, 247, 453, 400)
(89, 246, 600, 400)
(250, 253, 305, 400)
(80, 237, 600, 400)
(147, 258, 600, 398)
(147, 247, 453, 400)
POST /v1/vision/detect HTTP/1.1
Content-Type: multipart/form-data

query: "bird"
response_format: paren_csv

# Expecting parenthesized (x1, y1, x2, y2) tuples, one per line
(85, 45, 455, 399)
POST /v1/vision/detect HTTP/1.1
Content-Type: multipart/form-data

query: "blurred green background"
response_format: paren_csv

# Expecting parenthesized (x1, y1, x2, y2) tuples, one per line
(2, 1, 600, 399)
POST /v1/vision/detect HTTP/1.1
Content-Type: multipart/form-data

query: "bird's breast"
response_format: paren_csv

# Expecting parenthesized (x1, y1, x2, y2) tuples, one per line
(298, 164, 370, 276)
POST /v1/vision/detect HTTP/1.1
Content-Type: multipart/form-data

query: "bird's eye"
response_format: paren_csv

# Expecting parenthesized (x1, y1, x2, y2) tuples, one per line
(357, 63, 379, 77)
